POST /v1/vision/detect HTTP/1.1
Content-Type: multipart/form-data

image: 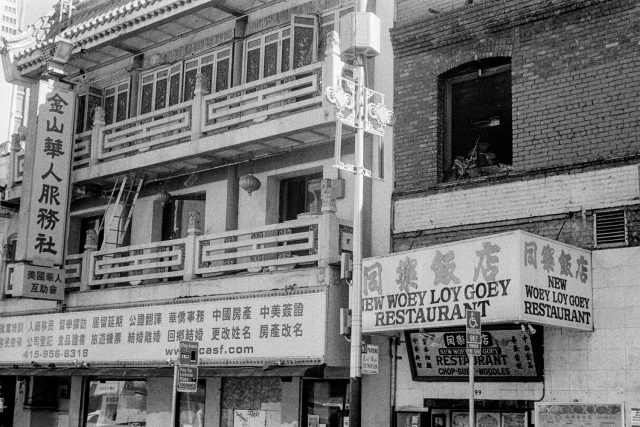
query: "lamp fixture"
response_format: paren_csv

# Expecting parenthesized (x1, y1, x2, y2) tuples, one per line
(155, 189, 172, 206)
(239, 157, 261, 195)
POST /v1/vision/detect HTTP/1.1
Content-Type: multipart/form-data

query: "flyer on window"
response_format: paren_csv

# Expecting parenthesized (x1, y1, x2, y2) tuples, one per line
(536, 403, 624, 427)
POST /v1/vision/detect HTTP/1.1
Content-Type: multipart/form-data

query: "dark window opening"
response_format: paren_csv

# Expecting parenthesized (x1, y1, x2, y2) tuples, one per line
(279, 174, 323, 222)
(442, 58, 512, 183)
(79, 215, 104, 253)
(161, 192, 206, 241)
(303, 379, 350, 427)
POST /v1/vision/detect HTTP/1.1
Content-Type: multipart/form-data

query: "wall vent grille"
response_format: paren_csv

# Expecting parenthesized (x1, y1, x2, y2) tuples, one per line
(594, 209, 627, 247)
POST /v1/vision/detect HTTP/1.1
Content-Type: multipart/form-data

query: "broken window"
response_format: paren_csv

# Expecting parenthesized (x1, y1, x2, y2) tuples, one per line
(442, 57, 512, 182)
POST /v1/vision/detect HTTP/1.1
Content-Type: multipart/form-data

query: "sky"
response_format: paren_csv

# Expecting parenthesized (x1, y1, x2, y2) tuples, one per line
(24, 0, 58, 27)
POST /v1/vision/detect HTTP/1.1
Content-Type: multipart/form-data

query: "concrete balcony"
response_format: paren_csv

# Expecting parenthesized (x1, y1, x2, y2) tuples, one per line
(63, 210, 352, 294)
(70, 46, 352, 187)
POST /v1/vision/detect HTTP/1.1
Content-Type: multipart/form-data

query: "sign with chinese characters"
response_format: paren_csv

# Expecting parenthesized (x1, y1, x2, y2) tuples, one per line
(9, 263, 65, 301)
(405, 327, 543, 381)
(362, 230, 592, 332)
(0, 290, 326, 365)
(23, 82, 75, 266)
(536, 403, 623, 427)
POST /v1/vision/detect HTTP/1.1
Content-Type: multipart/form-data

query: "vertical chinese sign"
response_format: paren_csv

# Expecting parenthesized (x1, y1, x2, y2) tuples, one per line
(13, 81, 74, 300)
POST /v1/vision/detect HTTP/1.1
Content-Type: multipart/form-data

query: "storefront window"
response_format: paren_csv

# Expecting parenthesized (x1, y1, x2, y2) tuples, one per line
(221, 377, 288, 427)
(178, 380, 205, 427)
(304, 380, 350, 427)
(85, 380, 147, 427)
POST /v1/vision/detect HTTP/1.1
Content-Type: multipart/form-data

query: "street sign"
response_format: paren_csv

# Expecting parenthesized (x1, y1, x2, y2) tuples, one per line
(466, 310, 482, 356)
(179, 341, 198, 365)
(176, 366, 198, 393)
(362, 344, 379, 375)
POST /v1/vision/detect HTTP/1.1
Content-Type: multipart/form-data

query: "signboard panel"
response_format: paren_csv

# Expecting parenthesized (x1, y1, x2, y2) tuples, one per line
(405, 326, 543, 381)
(234, 410, 266, 427)
(9, 263, 65, 301)
(0, 291, 326, 365)
(361, 230, 592, 333)
(466, 310, 481, 356)
(179, 341, 198, 365)
(176, 366, 198, 392)
(361, 344, 378, 375)
(536, 403, 623, 427)
(22, 81, 75, 266)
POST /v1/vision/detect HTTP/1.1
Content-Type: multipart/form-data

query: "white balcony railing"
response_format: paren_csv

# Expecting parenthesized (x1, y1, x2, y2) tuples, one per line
(60, 35, 344, 174)
(63, 209, 350, 291)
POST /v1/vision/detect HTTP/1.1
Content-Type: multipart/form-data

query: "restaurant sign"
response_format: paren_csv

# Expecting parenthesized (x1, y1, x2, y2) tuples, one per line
(362, 230, 592, 332)
(405, 326, 543, 381)
(0, 290, 326, 365)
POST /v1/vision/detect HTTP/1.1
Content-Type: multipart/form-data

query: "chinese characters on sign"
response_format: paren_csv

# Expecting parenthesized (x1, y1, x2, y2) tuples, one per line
(10, 263, 65, 301)
(361, 231, 593, 333)
(405, 328, 541, 381)
(23, 82, 75, 267)
(0, 292, 326, 365)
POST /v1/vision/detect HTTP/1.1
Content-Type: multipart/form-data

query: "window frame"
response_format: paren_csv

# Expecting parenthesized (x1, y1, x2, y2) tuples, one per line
(139, 62, 184, 115)
(441, 59, 512, 182)
(82, 378, 149, 427)
(243, 14, 318, 84)
(75, 86, 103, 134)
(279, 173, 323, 223)
(183, 47, 232, 101)
(103, 80, 130, 126)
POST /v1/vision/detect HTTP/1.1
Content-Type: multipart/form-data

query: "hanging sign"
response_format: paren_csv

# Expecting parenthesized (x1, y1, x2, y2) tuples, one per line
(21, 81, 75, 266)
(9, 263, 65, 301)
(361, 344, 379, 375)
(176, 366, 198, 393)
(362, 230, 592, 332)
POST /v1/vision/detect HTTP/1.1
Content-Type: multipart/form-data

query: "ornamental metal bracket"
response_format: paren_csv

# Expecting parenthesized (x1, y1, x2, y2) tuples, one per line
(325, 76, 394, 178)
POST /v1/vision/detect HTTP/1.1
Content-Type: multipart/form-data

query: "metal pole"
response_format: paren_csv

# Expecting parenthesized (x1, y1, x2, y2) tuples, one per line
(171, 364, 178, 425)
(350, 2, 368, 427)
(469, 355, 475, 427)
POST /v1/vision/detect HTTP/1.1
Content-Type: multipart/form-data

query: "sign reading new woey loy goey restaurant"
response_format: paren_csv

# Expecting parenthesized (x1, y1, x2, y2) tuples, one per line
(361, 230, 592, 333)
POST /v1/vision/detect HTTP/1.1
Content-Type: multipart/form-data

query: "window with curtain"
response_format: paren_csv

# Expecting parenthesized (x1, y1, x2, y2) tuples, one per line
(104, 81, 130, 126)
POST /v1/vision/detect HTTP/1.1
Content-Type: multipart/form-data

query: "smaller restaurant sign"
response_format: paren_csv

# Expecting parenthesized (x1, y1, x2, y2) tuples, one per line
(362, 230, 592, 333)
(405, 326, 543, 382)
(536, 403, 623, 427)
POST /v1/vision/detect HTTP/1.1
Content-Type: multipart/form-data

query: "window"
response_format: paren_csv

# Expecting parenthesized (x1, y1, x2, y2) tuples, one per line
(75, 87, 103, 134)
(319, 6, 354, 59)
(84, 380, 147, 427)
(183, 48, 232, 101)
(279, 173, 323, 222)
(177, 379, 205, 427)
(244, 15, 317, 83)
(140, 63, 183, 115)
(442, 58, 512, 182)
(104, 81, 130, 126)
(161, 192, 206, 241)
(303, 380, 350, 427)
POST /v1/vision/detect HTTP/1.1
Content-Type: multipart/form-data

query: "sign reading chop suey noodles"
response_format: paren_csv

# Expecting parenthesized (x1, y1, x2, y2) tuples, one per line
(362, 230, 593, 333)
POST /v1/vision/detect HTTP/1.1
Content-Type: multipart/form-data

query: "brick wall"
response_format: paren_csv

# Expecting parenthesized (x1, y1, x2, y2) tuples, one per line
(392, 0, 640, 193)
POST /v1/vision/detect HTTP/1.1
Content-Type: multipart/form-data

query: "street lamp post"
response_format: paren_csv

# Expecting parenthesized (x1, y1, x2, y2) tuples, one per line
(325, 3, 394, 426)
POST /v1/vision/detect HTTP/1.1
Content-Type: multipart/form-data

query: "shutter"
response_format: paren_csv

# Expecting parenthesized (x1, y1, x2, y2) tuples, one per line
(594, 209, 627, 247)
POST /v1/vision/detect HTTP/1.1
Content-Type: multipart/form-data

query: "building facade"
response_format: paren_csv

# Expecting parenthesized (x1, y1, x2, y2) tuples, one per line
(0, 1, 395, 426)
(370, 0, 640, 427)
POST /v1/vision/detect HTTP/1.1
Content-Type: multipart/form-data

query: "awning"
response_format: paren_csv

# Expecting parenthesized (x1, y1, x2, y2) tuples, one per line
(0, 365, 329, 378)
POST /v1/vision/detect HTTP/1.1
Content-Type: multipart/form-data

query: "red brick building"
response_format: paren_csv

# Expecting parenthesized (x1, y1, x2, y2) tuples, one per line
(366, 1, 640, 426)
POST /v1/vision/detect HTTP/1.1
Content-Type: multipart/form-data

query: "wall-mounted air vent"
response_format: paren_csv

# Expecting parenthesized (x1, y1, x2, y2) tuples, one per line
(594, 209, 627, 247)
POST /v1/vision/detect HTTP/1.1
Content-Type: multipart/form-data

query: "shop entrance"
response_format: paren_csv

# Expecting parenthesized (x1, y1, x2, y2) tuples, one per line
(399, 399, 533, 427)
(0, 376, 16, 427)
